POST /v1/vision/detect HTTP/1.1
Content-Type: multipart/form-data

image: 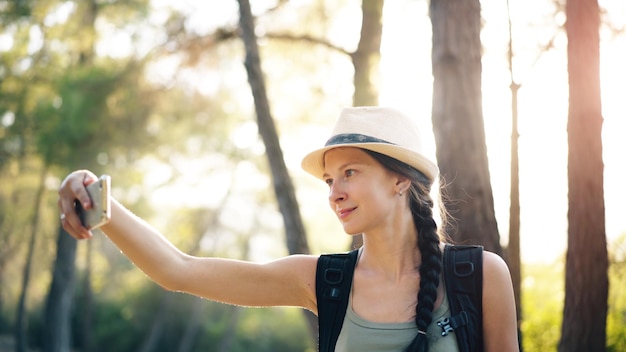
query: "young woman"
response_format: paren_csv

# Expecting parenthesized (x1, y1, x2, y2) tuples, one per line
(58, 107, 518, 351)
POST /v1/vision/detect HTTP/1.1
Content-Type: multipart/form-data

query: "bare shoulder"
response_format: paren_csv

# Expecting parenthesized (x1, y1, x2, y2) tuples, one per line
(482, 251, 514, 306)
(481, 250, 519, 351)
(482, 250, 512, 280)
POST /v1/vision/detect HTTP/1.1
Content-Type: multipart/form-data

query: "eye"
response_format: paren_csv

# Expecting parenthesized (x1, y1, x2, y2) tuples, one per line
(324, 178, 333, 186)
(345, 169, 356, 177)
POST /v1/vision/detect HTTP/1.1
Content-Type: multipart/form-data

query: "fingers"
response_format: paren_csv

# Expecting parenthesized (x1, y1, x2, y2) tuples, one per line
(58, 205, 89, 240)
(58, 170, 98, 239)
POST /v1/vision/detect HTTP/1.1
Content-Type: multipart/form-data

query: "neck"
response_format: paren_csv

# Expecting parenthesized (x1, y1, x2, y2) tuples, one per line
(358, 221, 420, 281)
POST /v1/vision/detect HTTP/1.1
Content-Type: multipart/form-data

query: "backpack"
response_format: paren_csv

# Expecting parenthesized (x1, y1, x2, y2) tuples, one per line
(316, 244, 483, 352)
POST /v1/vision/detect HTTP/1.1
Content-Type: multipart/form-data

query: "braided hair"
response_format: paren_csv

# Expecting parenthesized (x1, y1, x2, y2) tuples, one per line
(364, 150, 446, 352)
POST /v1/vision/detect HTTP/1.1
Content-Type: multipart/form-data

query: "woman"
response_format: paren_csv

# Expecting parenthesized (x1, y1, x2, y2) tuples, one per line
(58, 106, 518, 351)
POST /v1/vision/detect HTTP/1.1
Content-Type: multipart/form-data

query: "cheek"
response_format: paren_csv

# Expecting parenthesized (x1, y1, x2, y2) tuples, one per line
(369, 180, 396, 201)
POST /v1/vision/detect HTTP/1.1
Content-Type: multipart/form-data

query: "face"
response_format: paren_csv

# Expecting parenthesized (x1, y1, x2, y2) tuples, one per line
(322, 147, 407, 235)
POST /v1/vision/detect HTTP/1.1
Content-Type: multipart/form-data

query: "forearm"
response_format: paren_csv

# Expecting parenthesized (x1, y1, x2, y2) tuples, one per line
(100, 198, 187, 290)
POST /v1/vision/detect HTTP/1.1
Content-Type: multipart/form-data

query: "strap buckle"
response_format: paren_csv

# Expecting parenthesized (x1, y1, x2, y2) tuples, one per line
(437, 311, 469, 336)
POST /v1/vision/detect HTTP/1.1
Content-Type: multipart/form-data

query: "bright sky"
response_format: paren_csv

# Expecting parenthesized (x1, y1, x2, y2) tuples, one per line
(81, 0, 626, 264)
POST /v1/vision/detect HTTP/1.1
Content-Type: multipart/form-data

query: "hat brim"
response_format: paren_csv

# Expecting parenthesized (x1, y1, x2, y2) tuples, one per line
(301, 143, 439, 182)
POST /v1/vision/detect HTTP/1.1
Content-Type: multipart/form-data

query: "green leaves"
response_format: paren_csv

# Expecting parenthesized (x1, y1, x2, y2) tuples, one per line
(35, 65, 121, 166)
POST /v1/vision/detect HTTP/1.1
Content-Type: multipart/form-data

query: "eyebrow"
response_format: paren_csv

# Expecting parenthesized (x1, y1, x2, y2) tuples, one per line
(322, 161, 362, 179)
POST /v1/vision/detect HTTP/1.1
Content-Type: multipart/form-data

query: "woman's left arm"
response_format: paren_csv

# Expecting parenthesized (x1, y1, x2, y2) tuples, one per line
(482, 251, 520, 351)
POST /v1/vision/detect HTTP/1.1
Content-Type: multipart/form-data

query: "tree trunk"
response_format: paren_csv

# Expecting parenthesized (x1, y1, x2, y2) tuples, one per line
(15, 167, 47, 352)
(237, 0, 317, 342)
(352, 0, 383, 107)
(350, 0, 384, 250)
(138, 290, 176, 352)
(79, 240, 95, 352)
(508, 81, 523, 344)
(236, 0, 310, 257)
(216, 305, 243, 352)
(559, 0, 608, 350)
(506, 0, 523, 337)
(43, 225, 78, 352)
(429, 0, 502, 255)
(43, 1, 98, 349)
(175, 296, 206, 352)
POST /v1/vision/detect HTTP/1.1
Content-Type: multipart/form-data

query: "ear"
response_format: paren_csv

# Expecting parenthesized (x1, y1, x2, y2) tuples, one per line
(394, 175, 411, 195)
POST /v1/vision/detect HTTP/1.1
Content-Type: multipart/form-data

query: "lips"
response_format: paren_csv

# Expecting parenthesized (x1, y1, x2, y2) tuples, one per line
(337, 207, 356, 220)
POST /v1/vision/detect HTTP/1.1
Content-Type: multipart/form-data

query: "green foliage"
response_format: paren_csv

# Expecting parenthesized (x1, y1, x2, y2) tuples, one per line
(33, 61, 158, 171)
(0, 0, 33, 19)
(64, 283, 313, 352)
(231, 307, 314, 352)
(607, 306, 626, 352)
(607, 233, 626, 352)
(520, 236, 626, 352)
(35, 66, 119, 164)
(520, 260, 564, 352)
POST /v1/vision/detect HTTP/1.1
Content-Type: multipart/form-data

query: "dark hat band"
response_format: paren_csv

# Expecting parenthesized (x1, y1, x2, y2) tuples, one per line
(325, 133, 394, 147)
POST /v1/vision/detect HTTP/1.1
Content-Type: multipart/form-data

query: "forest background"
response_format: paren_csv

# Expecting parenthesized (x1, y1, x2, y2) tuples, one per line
(0, 0, 625, 351)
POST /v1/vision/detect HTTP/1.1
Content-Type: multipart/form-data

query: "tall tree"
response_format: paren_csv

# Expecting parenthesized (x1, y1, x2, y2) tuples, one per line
(506, 0, 522, 333)
(352, 0, 384, 108)
(43, 226, 78, 352)
(15, 167, 47, 352)
(559, 0, 608, 350)
(429, 0, 503, 255)
(236, 0, 315, 342)
(237, 0, 310, 256)
(37, 0, 155, 348)
(42, 2, 99, 350)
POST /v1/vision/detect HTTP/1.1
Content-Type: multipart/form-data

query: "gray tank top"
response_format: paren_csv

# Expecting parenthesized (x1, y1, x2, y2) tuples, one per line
(335, 286, 460, 352)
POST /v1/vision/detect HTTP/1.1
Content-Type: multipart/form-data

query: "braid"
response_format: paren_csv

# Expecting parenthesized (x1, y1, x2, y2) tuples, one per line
(404, 185, 442, 352)
(363, 150, 445, 352)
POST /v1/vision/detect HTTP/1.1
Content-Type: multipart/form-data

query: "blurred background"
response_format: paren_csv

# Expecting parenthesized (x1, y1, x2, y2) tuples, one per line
(0, 0, 624, 351)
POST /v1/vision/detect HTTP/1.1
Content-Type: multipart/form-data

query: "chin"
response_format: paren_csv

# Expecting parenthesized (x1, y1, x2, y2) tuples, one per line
(340, 220, 365, 236)
(342, 227, 363, 236)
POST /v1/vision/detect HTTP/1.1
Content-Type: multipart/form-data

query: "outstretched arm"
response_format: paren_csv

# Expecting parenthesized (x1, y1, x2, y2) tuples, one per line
(482, 251, 520, 351)
(58, 170, 318, 312)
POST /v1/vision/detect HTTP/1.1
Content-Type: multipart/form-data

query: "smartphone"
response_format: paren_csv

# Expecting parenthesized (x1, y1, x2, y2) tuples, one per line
(75, 174, 111, 230)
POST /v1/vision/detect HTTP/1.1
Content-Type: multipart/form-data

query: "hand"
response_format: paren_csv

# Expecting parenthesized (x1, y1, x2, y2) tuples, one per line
(58, 170, 99, 240)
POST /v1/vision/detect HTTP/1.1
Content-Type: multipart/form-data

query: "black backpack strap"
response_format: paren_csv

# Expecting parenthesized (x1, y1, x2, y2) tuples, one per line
(316, 249, 359, 352)
(442, 244, 484, 352)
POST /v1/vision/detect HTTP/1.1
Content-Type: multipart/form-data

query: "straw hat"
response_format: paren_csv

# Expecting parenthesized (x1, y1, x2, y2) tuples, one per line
(301, 106, 439, 182)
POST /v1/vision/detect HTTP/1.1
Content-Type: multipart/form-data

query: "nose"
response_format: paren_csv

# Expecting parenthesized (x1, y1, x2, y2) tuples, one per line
(328, 182, 346, 204)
